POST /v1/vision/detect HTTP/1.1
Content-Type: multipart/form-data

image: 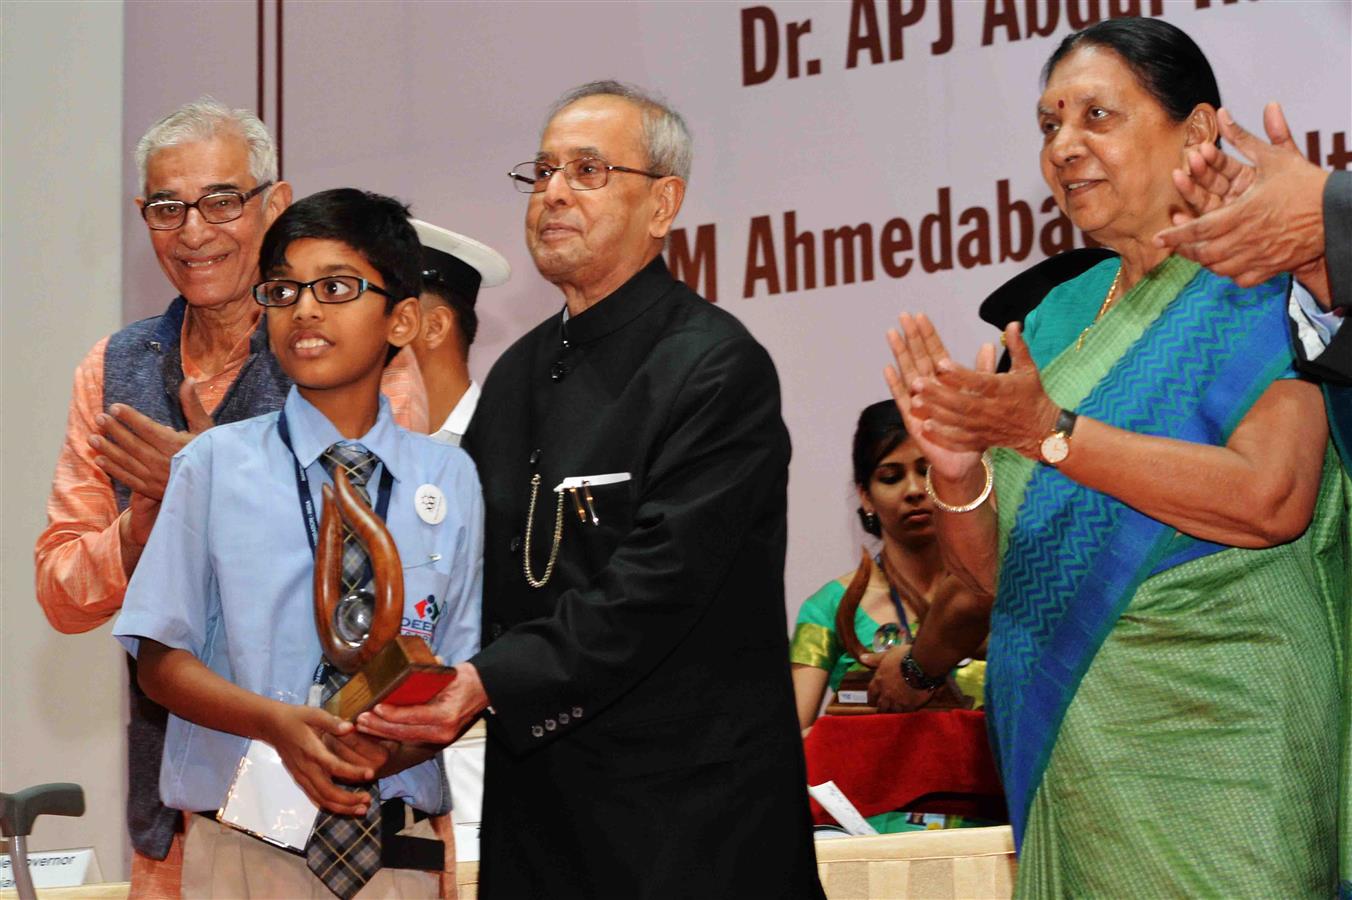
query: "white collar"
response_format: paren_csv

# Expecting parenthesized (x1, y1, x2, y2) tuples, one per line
(281, 386, 404, 480)
(437, 381, 480, 438)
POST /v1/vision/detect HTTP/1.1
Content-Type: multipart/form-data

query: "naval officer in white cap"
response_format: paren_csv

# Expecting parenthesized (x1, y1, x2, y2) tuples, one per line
(410, 219, 510, 445)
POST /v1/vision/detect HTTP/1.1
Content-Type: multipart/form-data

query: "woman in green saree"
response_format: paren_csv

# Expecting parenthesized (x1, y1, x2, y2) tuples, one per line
(875, 17, 1349, 898)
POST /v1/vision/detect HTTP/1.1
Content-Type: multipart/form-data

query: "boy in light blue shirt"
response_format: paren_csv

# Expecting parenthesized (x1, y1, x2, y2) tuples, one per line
(114, 188, 482, 899)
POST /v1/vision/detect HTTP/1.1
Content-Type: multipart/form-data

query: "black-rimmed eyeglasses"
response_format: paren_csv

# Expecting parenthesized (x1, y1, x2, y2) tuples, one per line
(508, 157, 665, 194)
(141, 181, 274, 230)
(252, 276, 392, 308)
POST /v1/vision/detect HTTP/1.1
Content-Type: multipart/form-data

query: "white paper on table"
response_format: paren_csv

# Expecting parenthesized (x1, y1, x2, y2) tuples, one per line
(444, 728, 485, 826)
(807, 780, 878, 836)
(218, 740, 319, 852)
(452, 824, 480, 862)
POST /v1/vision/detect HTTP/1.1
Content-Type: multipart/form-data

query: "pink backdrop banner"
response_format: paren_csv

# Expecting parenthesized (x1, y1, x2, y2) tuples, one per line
(122, 0, 1352, 613)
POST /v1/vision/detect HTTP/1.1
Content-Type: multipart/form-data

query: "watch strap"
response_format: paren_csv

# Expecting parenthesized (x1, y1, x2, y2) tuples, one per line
(1054, 408, 1078, 437)
(900, 651, 945, 691)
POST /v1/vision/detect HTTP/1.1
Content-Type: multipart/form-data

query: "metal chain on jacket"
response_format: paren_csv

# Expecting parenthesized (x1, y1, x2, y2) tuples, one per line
(523, 473, 565, 588)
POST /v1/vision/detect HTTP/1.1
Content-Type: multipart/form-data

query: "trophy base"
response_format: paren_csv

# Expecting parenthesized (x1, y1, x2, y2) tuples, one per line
(825, 670, 878, 716)
(324, 635, 456, 721)
(824, 668, 973, 715)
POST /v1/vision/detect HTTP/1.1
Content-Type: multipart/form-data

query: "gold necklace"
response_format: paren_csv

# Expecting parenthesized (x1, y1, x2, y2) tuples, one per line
(1075, 265, 1123, 352)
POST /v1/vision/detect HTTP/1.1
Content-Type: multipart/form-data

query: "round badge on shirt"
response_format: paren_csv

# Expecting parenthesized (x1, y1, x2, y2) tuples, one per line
(415, 483, 447, 525)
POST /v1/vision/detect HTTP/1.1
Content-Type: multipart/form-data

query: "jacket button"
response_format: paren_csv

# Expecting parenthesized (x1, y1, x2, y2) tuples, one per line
(571, 706, 583, 718)
(558, 712, 570, 725)
(489, 622, 504, 641)
(529, 448, 542, 467)
(550, 361, 568, 382)
(531, 725, 544, 738)
(509, 535, 522, 554)
(545, 719, 557, 731)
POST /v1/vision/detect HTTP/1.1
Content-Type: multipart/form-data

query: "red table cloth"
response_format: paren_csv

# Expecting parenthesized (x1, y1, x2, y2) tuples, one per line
(803, 710, 1006, 824)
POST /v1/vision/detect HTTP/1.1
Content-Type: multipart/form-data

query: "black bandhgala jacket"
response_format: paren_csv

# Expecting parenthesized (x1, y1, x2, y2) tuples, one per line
(465, 255, 824, 899)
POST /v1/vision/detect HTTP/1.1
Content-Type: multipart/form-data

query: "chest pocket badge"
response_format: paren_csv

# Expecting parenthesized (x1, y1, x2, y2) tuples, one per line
(415, 483, 447, 525)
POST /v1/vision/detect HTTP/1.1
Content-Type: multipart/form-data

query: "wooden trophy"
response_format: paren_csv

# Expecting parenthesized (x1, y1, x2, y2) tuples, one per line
(824, 548, 970, 716)
(314, 470, 456, 721)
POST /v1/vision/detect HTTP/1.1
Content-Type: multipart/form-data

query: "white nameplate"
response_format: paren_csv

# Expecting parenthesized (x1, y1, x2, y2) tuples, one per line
(808, 780, 878, 836)
(835, 690, 869, 704)
(0, 847, 101, 889)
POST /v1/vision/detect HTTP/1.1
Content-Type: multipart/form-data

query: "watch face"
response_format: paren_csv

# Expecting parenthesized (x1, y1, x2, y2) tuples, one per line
(1041, 432, 1070, 465)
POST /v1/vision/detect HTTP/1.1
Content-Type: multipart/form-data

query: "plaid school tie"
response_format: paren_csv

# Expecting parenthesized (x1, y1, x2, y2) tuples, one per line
(306, 442, 383, 899)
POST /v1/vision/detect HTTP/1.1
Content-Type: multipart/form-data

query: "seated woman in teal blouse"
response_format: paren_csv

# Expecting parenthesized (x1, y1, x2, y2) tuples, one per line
(790, 401, 987, 731)
(790, 401, 990, 833)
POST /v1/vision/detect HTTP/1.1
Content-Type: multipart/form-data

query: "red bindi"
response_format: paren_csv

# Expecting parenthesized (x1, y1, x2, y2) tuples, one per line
(1057, 99, 1064, 108)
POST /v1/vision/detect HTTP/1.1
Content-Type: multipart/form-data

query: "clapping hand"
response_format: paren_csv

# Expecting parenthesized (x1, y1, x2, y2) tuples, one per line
(889, 314, 1055, 464)
(886, 313, 998, 481)
(97, 380, 214, 567)
(907, 320, 1058, 462)
(91, 378, 214, 501)
(1155, 103, 1330, 304)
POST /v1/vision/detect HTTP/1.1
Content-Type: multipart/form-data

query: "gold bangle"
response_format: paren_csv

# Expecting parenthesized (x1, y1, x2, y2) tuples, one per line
(925, 452, 993, 514)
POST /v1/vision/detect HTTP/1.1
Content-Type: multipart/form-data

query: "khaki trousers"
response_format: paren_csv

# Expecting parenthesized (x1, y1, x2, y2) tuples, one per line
(182, 817, 439, 899)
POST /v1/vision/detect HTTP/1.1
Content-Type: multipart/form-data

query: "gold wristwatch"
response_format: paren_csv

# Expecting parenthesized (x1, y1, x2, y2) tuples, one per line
(1039, 409, 1078, 466)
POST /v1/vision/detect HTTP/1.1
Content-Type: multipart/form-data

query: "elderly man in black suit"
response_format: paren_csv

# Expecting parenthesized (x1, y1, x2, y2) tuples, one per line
(358, 81, 825, 899)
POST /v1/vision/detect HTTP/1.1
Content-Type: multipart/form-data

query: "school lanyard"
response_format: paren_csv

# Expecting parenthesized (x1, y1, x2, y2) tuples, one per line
(875, 553, 914, 642)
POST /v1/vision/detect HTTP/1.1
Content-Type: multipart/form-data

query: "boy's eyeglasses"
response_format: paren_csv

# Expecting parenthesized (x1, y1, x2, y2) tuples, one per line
(252, 276, 392, 308)
(141, 182, 274, 230)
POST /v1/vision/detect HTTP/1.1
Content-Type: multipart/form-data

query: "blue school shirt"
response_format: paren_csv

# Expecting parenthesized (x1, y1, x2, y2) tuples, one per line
(113, 387, 483, 815)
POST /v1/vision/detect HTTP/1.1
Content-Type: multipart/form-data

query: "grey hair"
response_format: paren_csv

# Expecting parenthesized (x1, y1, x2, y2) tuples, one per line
(545, 80, 693, 182)
(134, 96, 278, 193)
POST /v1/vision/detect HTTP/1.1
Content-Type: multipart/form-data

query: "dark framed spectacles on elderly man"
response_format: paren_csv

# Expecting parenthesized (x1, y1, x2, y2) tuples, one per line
(508, 157, 665, 194)
(140, 181, 274, 230)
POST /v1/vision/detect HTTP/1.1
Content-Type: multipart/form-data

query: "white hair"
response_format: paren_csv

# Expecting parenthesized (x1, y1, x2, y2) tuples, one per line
(134, 96, 277, 193)
(545, 80, 693, 182)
